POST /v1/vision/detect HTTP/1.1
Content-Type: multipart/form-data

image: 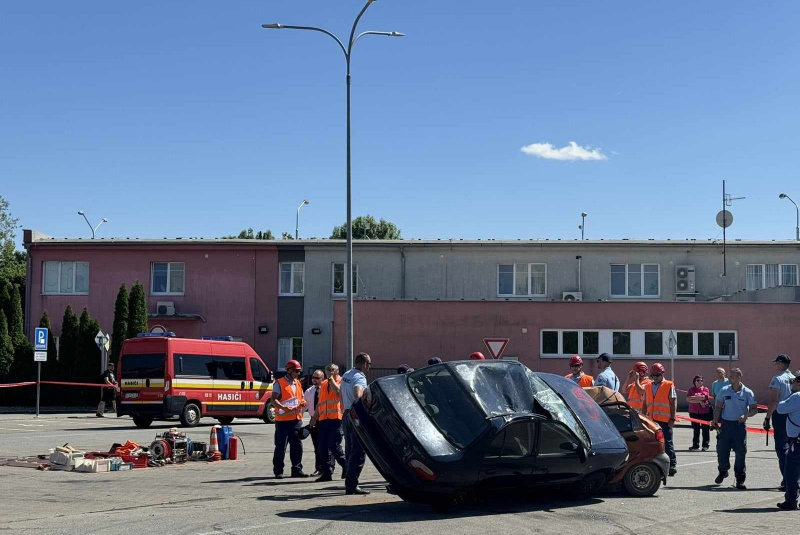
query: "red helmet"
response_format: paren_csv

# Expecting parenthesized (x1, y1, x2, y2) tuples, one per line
(285, 360, 302, 372)
(569, 355, 583, 367)
(650, 363, 666, 375)
(634, 362, 648, 374)
(469, 352, 486, 360)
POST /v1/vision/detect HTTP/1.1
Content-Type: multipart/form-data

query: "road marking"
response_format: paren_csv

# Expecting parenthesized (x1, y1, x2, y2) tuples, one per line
(679, 460, 717, 467)
(195, 519, 311, 535)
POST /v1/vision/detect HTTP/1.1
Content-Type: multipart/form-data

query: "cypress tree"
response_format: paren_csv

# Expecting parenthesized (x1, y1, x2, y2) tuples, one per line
(60, 305, 79, 379)
(110, 283, 128, 363)
(0, 284, 10, 325)
(39, 311, 58, 379)
(0, 311, 13, 378)
(126, 280, 147, 340)
(77, 308, 100, 382)
(8, 284, 24, 348)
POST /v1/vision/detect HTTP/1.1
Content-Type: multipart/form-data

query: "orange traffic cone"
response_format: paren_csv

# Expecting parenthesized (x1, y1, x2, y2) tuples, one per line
(208, 425, 221, 462)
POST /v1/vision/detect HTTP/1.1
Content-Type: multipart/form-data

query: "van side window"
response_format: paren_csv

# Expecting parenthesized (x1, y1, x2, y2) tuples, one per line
(249, 358, 269, 383)
(174, 354, 216, 378)
(215, 357, 247, 381)
(121, 354, 166, 379)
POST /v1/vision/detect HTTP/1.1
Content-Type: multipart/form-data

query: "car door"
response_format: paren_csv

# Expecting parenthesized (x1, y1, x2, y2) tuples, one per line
(531, 421, 585, 486)
(479, 420, 537, 490)
(249, 357, 271, 416)
(213, 356, 248, 415)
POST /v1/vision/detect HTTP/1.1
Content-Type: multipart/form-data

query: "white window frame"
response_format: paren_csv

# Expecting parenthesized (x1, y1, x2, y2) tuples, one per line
(610, 263, 660, 298)
(540, 329, 737, 360)
(42, 261, 90, 295)
(277, 337, 303, 370)
(279, 262, 305, 296)
(150, 262, 185, 296)
(332, 262, 358, 297)
(497, 263, 547, 297)
(746, 264, 798, 290)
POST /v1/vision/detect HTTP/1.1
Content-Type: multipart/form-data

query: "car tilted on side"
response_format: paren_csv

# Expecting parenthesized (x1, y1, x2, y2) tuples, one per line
(350, 360, 628, 507)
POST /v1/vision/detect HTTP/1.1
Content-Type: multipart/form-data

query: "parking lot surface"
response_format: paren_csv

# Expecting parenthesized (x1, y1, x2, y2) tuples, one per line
(0, 412, 795, 535)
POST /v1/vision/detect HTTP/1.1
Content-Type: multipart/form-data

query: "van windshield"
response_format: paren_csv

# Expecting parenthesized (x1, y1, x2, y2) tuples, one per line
(120, 353, 166, 379)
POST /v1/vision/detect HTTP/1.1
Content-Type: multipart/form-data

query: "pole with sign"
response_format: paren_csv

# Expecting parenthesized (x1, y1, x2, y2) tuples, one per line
(34, 328, 48, 418)
(666, 330, 677, 381)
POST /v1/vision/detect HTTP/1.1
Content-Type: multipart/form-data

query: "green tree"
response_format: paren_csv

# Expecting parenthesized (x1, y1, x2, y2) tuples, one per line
(77, 308, 100, 382)
(59, 305, 79, 378)
(0, 197, 25, 296)
(0, 196, 19, 244)
(7, 284, 25, 348)
(126, 280, 147, 340)
(0, 284, 10, 324)
(39, 311, 59, 378)
(110, 283, 128, 363)
(222, 228, 275, 239)
(330, 215, 401, 240)
(0, 311, 14, 377)
(281, 232, 295, 240)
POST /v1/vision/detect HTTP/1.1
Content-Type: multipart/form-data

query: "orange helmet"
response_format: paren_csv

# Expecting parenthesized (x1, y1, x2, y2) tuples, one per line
(285, 360, 302, 372)
(469, 352, 486, 360)
(634, 362, 648, 374)
(650, 363, 666, 375)
(569, 355, 583, 367)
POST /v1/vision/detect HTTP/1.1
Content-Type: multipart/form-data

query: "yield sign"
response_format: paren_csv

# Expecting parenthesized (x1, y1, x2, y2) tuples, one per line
(483, 338, 510, 360)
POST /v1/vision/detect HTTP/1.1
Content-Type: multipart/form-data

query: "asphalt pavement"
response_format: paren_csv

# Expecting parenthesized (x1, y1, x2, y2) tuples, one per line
(0, 411, 796, 535)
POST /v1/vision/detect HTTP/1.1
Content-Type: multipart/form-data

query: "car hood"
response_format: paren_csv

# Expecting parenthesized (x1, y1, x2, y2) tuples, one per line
(538, 373, 627, 452)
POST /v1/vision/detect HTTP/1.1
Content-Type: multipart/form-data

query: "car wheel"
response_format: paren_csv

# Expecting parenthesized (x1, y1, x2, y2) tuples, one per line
(576, 471, 607, 498)
(263, 405, 276, 424)
(623, 462, 662, 497)
(217, 416, 234, 426)
(132, 415, 153, 428)
(179, 402, 201, 427)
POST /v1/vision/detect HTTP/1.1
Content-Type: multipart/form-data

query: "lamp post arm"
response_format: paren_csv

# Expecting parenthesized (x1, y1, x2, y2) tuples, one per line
(80, 213, 95, 239)
(347, 1, 374, 57)
(269, 25, 348, 60)
(352, 30, 402, 48)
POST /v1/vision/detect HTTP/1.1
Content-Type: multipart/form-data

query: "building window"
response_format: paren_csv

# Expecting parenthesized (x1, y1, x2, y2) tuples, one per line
(644, 332, 663, 356)
(562, 331, 579, 355)
(612, 332, 631, 355)
(541, 331, 559, 355)
(677, 332, 694, 356)
(746, 264, 799, 290)
(582, 332, 599, 355)
(279, 262, 304, 296)
(719, 332, 736, 356)
(42, 261, 89, 295)
(332, 263, 358, 296)
(278, 337, 303, 369)
(698, 332, 715, 356)
(151, 262, 185, 295)
(610, 264, 659, 298)
(497, 263, 546, 297)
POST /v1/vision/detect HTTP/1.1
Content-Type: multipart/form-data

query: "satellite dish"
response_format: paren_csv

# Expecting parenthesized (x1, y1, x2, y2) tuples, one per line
(716, 210, 733, 228)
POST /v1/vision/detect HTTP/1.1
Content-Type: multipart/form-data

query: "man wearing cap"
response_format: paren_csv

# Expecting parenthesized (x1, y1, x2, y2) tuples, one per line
(593, 353, 620, 392)
(565, 355, 594, 387)
(765, 354, 794, 491)
(711, 367, 758, 489)
(775, 369, 800, 510)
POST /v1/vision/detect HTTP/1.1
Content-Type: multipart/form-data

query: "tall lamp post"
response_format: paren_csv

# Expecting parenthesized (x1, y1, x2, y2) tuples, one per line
(77, 211, 108, 239)
(778, 193, 800, 241)
(295, 199, 310, 240)
(263, 1, 404, 369)
(579, 212, 587, 240)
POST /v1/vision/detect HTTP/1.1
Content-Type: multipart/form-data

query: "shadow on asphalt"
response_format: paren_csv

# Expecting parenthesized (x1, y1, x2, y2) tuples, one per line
(662, 484, 779, 492)
(715, 507, 784, 514)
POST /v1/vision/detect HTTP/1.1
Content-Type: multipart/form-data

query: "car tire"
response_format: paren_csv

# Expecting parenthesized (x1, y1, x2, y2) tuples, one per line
(623, 462, 662, 497)
(575, 471, 607, 498)
(132, 415, 153, 428)
(179, 402, 201, 427)
(263, 405, 276, 424)
(217, 416, 234, 426)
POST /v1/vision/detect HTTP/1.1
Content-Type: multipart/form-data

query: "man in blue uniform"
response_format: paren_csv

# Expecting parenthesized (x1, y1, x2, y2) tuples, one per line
(711, 368, 758, 489)
(341, 352, 372, 495)
(776, 369, 800, 510)
(593, 353, 620, 391)
(764, 354, 794, 491)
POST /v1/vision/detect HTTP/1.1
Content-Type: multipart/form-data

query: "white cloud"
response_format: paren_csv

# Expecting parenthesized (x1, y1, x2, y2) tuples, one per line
(520, 141, 607, 161)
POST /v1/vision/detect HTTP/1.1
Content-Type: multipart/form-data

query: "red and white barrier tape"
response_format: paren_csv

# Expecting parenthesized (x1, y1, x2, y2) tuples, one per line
(0, 380, 110, 389)
(674, 414, 773, 435)
(0, 382, 36, 389)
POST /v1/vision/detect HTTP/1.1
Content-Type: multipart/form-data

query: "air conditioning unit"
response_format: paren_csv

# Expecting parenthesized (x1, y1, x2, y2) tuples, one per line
(675, 265, 696, 294)
(156, 301, 176, 316)
(562, 292, 583, 302)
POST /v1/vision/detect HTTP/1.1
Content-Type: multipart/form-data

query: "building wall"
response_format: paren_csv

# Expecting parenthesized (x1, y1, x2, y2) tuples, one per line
(333, 300, 800, 403)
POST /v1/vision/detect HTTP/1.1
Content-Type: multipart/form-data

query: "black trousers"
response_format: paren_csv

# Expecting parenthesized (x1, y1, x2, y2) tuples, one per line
(343, 413, 365, 491)
(772, 412, 788, 479)
(273, 420, 303, 476)
(310, 424, 322, 472)
(784, 438, 800, 505)
(317, 419, 347, 476)
(717, 419, 747, 479)
(689, 412, 712, 448)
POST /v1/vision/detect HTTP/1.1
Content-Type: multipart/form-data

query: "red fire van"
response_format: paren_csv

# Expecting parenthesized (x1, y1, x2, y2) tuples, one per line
(117, 335, 274, 428)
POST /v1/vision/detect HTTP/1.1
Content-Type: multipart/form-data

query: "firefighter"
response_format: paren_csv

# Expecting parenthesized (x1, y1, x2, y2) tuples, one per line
(623, 362, 650, 413)
(565, 355, 594, 387)
(311, 364, 346, 482)
(775, 369, 800, 510)
(642, 363, 678, 476)
(270, 360, 308, 479)
(764, 354, 794, 491)
(711, 367, 757, 489)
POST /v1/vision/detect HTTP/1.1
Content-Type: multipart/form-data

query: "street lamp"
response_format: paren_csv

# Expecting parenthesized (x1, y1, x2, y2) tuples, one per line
(263, 1, 404, 369)
(579, 212, 587, 240)
(295, 199, 310, 240)
(77, 211, 108, 239)
(778, 193, 800, 241)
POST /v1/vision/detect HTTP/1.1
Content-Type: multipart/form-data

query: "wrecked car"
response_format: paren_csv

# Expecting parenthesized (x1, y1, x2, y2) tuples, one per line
(350, 360, 628, 506)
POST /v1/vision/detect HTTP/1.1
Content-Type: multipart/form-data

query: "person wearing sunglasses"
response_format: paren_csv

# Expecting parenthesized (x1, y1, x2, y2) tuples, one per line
(686, 375, 712, 451)
(565, 355, 594, 387)
(711, 367, 757, 490)
(643, 363, 678, 476)
(270, 359, 309, 479)
(765, 354, 794, 492)
(775, 370, 800, 510)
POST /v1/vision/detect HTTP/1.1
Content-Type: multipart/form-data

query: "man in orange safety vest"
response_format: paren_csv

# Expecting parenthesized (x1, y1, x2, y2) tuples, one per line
(641, 362, 678, 476)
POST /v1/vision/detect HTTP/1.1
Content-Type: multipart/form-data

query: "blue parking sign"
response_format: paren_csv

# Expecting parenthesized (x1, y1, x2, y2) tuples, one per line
(35, 328, 48, 351)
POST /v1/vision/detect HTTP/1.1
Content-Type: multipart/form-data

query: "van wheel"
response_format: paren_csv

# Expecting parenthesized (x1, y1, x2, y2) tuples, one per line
(180, 403, 201, 427)
(217, 416, 234, 426)
(623, 462, 661, 497)
(132, 415, 153, 428)
(263, 405, 276, 424)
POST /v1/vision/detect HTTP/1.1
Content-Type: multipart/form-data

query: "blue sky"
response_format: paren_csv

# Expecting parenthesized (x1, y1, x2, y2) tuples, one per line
(2, 1, 800, 247)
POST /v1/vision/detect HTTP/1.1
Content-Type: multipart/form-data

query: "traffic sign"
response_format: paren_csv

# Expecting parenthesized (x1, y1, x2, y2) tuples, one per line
(483, 338, 510, 360)
(34, 351, 47, 362)
(94, 330, 109, 351)
(34, 328, 48, 351)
